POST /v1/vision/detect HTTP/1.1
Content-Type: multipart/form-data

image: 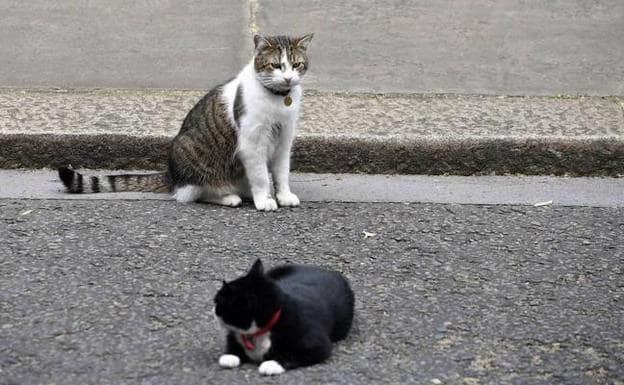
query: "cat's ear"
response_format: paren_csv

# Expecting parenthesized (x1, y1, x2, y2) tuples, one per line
(248, 258, 264, 277)
(295, 33, 314, 50)
(254, 34, 271, 51)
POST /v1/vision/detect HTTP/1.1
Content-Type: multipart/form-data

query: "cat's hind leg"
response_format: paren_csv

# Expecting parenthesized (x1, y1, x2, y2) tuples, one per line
(173, 185, 203, 203)
(200, 185, 242, 207)
(205, 194, 243, 207)
(263, 331, 332, 374)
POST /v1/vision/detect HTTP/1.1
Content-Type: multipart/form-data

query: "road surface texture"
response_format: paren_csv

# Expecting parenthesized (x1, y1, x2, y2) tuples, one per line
(1, 199, 623, 385)
(1, 1, 623, 384)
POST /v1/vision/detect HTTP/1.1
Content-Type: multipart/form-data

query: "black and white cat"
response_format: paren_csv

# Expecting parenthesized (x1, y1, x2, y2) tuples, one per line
(58, 34, 313, 211)
(214, 259, 354, 376)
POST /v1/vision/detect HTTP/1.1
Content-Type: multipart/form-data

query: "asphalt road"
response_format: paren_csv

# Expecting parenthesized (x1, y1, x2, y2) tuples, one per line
(1, 199, 623, 384)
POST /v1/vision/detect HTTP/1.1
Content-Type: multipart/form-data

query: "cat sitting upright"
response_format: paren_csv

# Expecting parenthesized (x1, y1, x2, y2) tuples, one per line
(58, 33, 313, 211)
(214, 259, 355, 376)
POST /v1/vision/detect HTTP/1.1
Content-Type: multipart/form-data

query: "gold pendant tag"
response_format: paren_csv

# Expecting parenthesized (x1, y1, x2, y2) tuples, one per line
(284, 95, 292, 107)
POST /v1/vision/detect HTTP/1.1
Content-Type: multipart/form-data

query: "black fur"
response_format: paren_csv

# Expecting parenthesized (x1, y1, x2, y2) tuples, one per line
(76, 173, 84, 193)
(226, 332, 250, 364)
(214, 259, 354, 371)
(107, 175, 117, 192)
(90, 176, 100, 193)
(233, 84, 245, 128)
(57, 166, 84, 193)
(58, 167, 75, 190)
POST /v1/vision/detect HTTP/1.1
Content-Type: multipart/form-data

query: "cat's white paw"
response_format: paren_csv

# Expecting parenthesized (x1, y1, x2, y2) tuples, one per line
(218, 354, 241, 369)
(258, 360, 285, 376)
(254, 197, 278, 211)
(276, 191, 300, 207)
(220, 194, 242, 207)
(174, 185, 203, 203)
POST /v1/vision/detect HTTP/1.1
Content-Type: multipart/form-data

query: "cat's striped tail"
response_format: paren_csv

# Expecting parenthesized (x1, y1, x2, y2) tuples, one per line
(58, 167, 170, 194)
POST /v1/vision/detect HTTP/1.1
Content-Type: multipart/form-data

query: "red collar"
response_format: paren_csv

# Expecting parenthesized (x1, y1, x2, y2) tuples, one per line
(241, 308, 282, 350)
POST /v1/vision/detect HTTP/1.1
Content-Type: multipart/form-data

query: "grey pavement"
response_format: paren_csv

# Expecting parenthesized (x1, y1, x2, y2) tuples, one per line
(0, 0, 249, 90)
(2, 169, 624, 208)
(4, 90, 622, 139)
(1, 199, 623, 384)
(1, 89, 623, 175)
(1, 1, 624, 175)
(1, 0, 623, 95)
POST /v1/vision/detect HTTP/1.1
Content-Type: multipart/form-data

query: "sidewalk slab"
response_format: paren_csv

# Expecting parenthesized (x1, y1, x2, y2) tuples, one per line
(0, 0, 249, 89)
(3, 169, 624, 207)
(259, 0, 624, 95)
(2, 1, 622, 95)
(1, 88, 623, 176)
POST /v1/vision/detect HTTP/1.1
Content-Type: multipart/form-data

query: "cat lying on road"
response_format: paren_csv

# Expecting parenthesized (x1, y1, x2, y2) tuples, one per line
(214, 259, 354, 376)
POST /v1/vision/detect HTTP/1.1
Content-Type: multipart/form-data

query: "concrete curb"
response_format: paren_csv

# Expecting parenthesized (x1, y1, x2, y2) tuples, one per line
(1, 89, 623, 176)
(2, 133, 623, 176)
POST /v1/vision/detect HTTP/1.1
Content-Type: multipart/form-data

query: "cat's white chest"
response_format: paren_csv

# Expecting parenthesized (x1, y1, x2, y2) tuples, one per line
(250, 91, 300, 125)
(237, 333, 272, 362)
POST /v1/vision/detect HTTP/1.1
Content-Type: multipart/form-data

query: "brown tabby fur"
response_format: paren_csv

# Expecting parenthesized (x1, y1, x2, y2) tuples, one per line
(58, 34, 310, 196)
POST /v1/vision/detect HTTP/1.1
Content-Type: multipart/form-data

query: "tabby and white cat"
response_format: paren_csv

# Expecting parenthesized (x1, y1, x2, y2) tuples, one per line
(214, 259, 355, 376)
(58, 33, 313, 211)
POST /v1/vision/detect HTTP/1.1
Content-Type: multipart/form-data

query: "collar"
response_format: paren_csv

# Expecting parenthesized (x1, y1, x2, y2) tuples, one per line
(263, 84, 290, 97)
(241, 308, 282, 350)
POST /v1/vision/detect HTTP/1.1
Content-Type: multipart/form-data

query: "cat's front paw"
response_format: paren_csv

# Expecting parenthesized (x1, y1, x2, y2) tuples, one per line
(259, 360, 285, 376)
(218, 354, 241, 369)
(254, 197, 278, 211)
(276, 191, 300, 207)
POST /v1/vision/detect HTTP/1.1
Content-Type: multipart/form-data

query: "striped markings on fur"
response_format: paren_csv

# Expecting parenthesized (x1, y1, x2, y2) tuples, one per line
(233, 84, 245, 128)
(58, 167, 169, 194)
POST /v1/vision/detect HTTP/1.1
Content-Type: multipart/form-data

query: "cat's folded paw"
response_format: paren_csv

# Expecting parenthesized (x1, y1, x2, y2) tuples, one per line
(254, 197, 278, 211)
(276, 191, 300, 207)
(258, 360, 285, 376)
(220, 194, 243, 207)
(218, 354, 241, 369)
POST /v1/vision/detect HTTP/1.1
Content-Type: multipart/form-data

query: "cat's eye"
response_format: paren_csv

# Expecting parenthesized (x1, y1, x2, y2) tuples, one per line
(270, 63, 281, 69)
(293, 62, 304, 69)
